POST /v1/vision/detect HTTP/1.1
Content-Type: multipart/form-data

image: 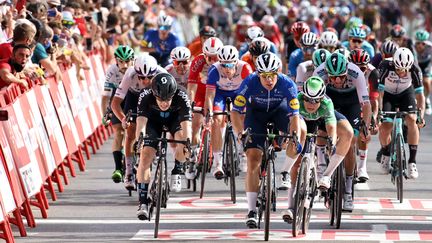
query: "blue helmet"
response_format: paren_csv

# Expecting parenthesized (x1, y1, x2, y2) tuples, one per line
(348, 27, 366, 39)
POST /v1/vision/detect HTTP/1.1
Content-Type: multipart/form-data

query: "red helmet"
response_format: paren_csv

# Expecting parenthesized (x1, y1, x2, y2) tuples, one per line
(291, 22, 310, 38)
(349, 49, 370, 65)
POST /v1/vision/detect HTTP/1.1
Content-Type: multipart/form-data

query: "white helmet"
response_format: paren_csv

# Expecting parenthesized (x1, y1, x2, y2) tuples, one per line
(393, 47, 414, 69)
(134, 54, 158, 76)
(334, 48, 350, 59)
(217, 45, 239, 63)
(202, 37, 223, 55)
(260, 15, 275, 26)
(246, 26, 264, 40)
(255, 53, 281, 73)
(300, 32, 318, 46)
(157, 14, 173, 27)
(170, 47, 191, 61)
(319, 31, 338, 47)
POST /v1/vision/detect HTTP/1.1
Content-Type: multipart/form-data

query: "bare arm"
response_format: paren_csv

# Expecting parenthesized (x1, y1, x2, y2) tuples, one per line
(204, 88, 216, 114)
(135, 116, 148, 139)
(111, 96, 125, 122)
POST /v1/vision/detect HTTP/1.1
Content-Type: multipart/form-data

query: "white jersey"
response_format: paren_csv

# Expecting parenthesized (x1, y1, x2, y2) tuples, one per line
(313, 62, 370, 104)
(165, 64, 189, 89)
(114, 65, 167, 99)
(206, 60, 253, 91)
(295, 60, 315, 92)
(103, 64, 124, 97)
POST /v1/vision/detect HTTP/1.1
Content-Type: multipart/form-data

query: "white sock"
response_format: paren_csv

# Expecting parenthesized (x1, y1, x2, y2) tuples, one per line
(316, 145, 327, 167)
(125, 156, 133, 175)
(287, 187, 295, 209)
(323, 154, 345, 177)
(246, 192, 258, 212)
(345, 176, 353, 194)
(213, 151, 222, 169)
(281, 156, 297, 172)
(358, 149, 367, 171)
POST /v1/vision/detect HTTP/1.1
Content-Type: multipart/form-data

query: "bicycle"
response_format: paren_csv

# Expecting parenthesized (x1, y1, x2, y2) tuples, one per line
(292, 132, 333, 236)
(243, 124, 297, 241)
(137, 127, 191, 238)
(379, 109, 418, 203)
(123, 109, 139, 196)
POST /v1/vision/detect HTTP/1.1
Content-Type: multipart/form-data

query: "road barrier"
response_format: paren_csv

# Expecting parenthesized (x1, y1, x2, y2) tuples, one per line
(0, 52, 110, 243)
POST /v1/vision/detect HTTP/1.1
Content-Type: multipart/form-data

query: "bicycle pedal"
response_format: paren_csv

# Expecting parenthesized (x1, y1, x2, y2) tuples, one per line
(357, 177, 368, 183)
(282, 215, 293, 224)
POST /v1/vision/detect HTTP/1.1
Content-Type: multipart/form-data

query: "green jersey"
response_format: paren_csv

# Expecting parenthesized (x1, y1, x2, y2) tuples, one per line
(298, 93, 337, 125)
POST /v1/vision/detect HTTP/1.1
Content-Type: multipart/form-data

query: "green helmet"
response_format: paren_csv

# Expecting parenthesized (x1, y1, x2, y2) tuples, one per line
(312, 49, 331, 67)
(114, 45, 134, 61)
(303, 76, 326, 99)
(325, 53, 347, 76)
(345, 16, 362, 30)
(415, 30, 430, 42)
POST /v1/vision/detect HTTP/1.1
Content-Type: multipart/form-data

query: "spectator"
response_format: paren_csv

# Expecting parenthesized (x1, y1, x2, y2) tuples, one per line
(188, 25, 216, 58)
(31, 24, 61, 80)
(0, 21, 36, 59)
(0, 44, 31, 89)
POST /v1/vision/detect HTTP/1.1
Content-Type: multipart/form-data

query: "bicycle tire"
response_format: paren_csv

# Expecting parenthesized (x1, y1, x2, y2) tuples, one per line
(154, 157, 164, 238)
(335, 163, 344, 229)
(200, 130, 210, 199)
(302, 165, 317, 234)
(396, 134, 404, 203)
(257, 171, 265, 229)
(228, 133, 237, 204)
(292, 158, 307, 237)
(264, 158, 274, 241)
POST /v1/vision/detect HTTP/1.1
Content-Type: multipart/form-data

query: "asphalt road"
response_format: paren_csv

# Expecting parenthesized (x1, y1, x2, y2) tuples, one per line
(15, 117, 432, 242)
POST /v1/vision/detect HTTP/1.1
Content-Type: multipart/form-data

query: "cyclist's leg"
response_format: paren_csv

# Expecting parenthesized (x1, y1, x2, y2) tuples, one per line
(171, 121, 190, 191)
(423, 74, 431, 115)
(212, 92, 226, 178)
(400, 87, 420, 179)
(244, 109, 266, 228)
(111, 122, 124, 182)
(378, 92, 395, 173)
(136, 123, 159, 220)
(123, 91, 139, 188)
(191, 83, 206, 161)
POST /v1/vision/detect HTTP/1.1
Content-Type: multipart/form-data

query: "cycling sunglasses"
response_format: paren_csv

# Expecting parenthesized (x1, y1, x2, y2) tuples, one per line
(138, 75, 154, 80)
(328, 74, 347, 81)
(62, 19, 75, 26)
(221, 63, 236, 69)
(259, 72, 278, 79)
(304, 96, 322, 104)
(415, 41, 426, 46)
(173, 60, 189, 65)
(350, 38, 363, 44)
(395, 68, 409, 72)
(205, 54, 218, 62)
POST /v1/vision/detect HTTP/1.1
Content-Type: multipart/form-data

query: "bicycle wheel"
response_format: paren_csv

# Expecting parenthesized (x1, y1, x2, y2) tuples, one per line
(257, 172, 266, 229)
(264, 159, 274, 241)
(396, 134, 404, 203)
(154, 157, 165, 238)
(292, 158, 307, 237)
(335, 163, 344, 229)
(228, 133, 237, 204)
(200, 130, 210, 199)
(302, 165, 317, 234)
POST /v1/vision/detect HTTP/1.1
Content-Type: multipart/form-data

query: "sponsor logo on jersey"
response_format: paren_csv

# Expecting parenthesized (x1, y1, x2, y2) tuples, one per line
(289, 98, 300, 110)
(234, 95, 247, 107)
(348, 68, 359, 79)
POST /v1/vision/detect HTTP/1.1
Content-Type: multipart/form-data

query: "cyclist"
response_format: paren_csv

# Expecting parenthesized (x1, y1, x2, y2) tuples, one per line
(389, 24, 414, 53)
(341, 26, 375, 58)
(284, 21, 310, 72)
(135, 73, 192, 220)
(349, 49, 380, 182)
(288, 32, 319, 79)
(205, 45, 253, 177)
(238, 26, 277, 58)
(371, 39, 399, 68)
(241, 37, 271, 71)
(188, 26, 217, 58)
(165, 47, 191, 89)
(313, 52, 372, 212)
(231, 53, 305, 228)
(142, 14, 180, 67)
(259, 15, 283, 53)
(378, 47, 425, 179)
(295, 48, 331, 92)
(319, 30, 340, 53)
(101, 45, 134, 183)
(187, 37, 223, 164)
(112, 54, 167, 190)
(413, 30, 432, 115)
(284, 76, 353, 221)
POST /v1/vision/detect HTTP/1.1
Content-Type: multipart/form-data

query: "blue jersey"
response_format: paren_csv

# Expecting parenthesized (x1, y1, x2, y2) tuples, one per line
(233, 73, 300, 115)
(342, 40, 375, 58)
(239, 42, 278, 58)
(143, 29, 181, 57)
(288, 48, 304, 78)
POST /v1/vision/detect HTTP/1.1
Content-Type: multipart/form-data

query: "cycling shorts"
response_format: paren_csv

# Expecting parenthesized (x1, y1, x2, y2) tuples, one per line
(193, 83, 206, 108)
(305, 111, 347, 133)
(326, 88, 361, 132)
(123, 90, 139, 123)
(214, 89, 238, 112)
(382, 86, 416, 122)
(243, 99, 291, 150)
(143, 120, 182, 149)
